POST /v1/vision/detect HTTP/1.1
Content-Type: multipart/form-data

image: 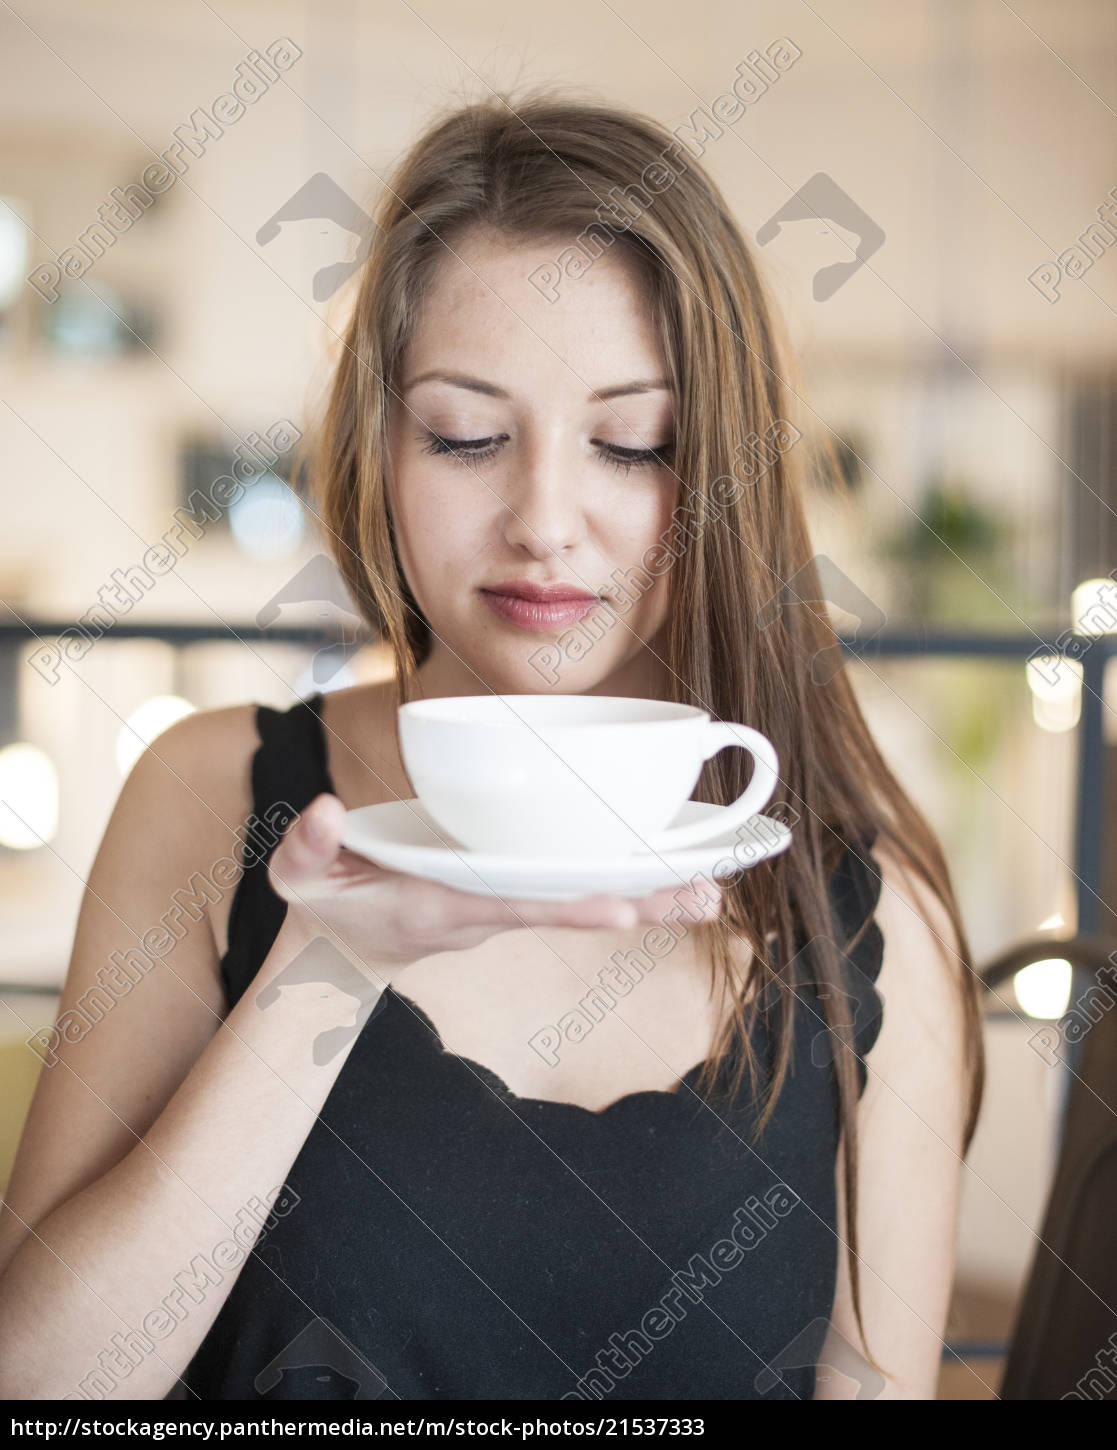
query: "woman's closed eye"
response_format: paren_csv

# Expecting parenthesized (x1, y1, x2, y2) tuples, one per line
(420, 430, 674, 474)
(421, 431, 509, 465)
(594, 440, 675, 474)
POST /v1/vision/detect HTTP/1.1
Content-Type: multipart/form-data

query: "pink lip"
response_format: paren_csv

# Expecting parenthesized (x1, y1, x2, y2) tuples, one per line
(480, 586, 604, 632)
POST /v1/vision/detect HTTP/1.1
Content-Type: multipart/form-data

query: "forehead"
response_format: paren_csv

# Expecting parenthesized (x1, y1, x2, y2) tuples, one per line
(401, 227, 667, 392)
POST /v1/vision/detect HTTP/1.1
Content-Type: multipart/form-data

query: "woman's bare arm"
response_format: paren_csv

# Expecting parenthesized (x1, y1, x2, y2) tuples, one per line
(0, 707, 379, 1400)
(816, 849, 974, 1400)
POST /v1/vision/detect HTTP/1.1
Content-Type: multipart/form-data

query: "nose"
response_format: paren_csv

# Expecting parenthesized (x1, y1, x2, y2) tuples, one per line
(500, 435, 586, 559)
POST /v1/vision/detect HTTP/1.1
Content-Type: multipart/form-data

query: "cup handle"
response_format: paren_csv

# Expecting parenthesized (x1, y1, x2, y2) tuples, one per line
(636, 723, 780, 852)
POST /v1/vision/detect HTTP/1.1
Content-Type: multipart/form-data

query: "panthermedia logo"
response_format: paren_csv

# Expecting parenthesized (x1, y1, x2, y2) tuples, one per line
(257, 173, 376, 300)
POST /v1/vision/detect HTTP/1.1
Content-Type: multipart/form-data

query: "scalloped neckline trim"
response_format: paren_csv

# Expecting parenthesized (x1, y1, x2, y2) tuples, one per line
(382, 986, 724, 1121)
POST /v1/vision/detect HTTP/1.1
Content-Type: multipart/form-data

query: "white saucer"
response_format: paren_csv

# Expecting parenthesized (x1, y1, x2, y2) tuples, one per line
(340, 798, 792, 901)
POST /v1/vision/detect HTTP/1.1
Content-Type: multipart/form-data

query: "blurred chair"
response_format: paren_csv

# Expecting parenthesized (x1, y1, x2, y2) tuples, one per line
(979, 935, 1117, 1400)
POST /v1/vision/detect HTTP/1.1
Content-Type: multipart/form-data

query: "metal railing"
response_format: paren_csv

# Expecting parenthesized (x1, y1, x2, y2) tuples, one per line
(849, 630, 1113, 936)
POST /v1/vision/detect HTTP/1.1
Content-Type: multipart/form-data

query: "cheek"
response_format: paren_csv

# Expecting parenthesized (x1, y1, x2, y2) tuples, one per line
(636, 479, 681, 610)
(390, 464, 489, 575)
(604, 477, 679, 558)
(651, 477, 682, 541)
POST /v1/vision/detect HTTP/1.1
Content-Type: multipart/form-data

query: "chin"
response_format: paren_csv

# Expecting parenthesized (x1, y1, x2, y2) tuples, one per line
(483, 650, 605, 697)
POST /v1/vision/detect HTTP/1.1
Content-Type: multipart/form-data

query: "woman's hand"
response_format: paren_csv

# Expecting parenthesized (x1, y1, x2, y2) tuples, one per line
(267, 793, 721, 988)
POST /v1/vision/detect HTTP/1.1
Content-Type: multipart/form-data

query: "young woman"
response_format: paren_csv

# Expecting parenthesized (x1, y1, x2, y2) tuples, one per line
(0, 93, 983, 1402)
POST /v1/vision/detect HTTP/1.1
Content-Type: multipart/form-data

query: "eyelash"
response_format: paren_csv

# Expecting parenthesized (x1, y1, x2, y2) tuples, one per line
(420, 432, 673, 475)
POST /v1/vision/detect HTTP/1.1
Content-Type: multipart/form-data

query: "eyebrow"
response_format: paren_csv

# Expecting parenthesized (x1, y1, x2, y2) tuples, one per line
(403, 370, 672, 403)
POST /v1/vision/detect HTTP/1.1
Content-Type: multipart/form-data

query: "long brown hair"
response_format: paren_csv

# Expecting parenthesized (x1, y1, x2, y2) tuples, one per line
(308, 90, 985, 1378)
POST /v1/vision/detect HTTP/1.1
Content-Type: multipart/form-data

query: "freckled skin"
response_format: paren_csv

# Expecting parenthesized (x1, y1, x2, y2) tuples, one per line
(387, 228, 681, 700)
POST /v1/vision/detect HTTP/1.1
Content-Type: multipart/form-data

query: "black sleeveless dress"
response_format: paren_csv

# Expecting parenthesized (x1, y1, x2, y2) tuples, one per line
(179, 694, 885, 1402)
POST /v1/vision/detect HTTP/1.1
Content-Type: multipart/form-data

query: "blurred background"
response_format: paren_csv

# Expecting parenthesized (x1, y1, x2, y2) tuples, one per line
(1, 0, 1116, 1401)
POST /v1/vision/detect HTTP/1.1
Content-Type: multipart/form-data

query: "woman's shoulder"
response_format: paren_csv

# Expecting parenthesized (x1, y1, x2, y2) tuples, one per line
(126, 701, 263, 841)
(138, 699, 262, 768)
(850, 838, 970, 1090)
(870, 841, 968, 1027)
(127, 678, 398, 846)
(869, 840, 963, 990)
(800, 833, 967, 1101)
(123, 698, 319, 963)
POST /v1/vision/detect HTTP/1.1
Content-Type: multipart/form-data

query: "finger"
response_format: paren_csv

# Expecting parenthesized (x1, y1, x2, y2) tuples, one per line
(451, 882, 723, 932)
(495, 893, 643, 930)
(634, 881, 724, 921)
(270, 793, 347, 888)
(418, 882, 635, 932)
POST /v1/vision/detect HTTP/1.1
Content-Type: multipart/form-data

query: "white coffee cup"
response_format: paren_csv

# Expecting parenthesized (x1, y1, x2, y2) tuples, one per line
(398, 694, 779, 858)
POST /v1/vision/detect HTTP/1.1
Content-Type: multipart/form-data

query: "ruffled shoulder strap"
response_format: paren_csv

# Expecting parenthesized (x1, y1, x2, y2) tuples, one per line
(220, 693, 331, 1009)
(788, 835, 886, 1095)
(830, 835, 886, 1080)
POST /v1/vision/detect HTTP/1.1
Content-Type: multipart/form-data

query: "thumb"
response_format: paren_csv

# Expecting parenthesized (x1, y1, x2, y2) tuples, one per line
(269, 793, 347, 890)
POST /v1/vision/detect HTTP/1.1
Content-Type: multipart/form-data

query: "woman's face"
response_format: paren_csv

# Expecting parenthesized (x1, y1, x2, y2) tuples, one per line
(387, 227, 680, 698)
